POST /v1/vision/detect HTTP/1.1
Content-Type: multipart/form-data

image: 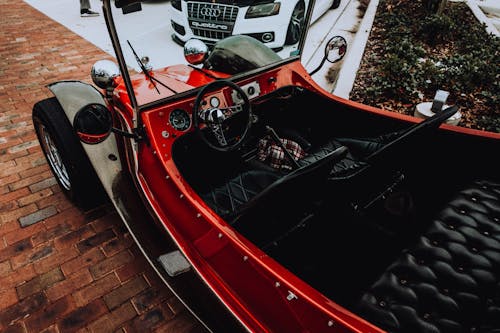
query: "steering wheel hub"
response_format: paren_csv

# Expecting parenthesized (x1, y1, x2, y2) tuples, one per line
(193, 80, 251, 152)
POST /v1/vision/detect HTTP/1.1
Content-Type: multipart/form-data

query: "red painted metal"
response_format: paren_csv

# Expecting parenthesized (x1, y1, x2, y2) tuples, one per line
(111, 60, 382, 332)
(107, 57, 499, 332)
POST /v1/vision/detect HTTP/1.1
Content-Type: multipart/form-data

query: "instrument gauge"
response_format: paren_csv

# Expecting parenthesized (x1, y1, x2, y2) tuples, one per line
(209, 96, 220, 108)
(169, 109, 191, 132)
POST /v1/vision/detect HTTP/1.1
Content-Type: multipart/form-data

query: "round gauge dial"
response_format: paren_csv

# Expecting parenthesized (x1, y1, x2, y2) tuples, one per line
(209, 96, 220, 108)
(169, 109, 191, 131)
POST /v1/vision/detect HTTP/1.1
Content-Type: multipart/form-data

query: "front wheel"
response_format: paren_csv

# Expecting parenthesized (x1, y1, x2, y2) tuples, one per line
(32, 97, 108, 211)
(285, 1, 305, 45)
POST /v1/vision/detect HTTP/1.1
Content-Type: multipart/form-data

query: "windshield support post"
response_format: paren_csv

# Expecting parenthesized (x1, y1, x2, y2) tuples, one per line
(102, 0, 141, 131)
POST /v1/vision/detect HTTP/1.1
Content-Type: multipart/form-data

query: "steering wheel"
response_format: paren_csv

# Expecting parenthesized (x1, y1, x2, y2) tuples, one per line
(193, 79, 251, 152)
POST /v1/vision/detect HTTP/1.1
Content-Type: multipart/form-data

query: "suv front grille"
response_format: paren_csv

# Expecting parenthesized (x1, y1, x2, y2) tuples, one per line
(187, 2, 238, 40)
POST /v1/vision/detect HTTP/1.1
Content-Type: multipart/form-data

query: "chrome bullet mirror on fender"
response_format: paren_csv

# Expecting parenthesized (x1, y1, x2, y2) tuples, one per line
(184, 39, 209, 65)
(91, 60, 120, 90)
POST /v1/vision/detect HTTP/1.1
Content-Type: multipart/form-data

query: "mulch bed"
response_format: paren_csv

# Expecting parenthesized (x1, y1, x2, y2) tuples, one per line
(349, 0, 499, 133)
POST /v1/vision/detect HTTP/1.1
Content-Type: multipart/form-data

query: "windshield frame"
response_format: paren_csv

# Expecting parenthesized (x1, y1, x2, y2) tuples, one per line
(102, 0, 316, 127)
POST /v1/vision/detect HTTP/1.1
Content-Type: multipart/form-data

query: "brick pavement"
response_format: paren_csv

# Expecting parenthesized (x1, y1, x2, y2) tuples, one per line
(0, 1, 205, 332)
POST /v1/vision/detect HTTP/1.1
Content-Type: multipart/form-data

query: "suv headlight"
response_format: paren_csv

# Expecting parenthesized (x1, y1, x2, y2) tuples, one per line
(171, 0, 182, 11)
(245, 2, 280, 18)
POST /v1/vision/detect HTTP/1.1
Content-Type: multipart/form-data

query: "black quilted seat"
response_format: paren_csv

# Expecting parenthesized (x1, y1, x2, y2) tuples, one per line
(356, 180, 500, 333)
(305, 105, 461, 180)
(201, 146, 348, 225)
(201, 170, 280, 218)
(298, 139, 368, 178)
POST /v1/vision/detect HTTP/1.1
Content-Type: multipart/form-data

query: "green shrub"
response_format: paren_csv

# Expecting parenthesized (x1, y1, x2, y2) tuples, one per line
(377, 54, 420, 102)
(416, 58, 448, 92)
(350, 0, 498, 131)
(418, 13, 454, 45)
(386, 38, 426, 63)
(422, 0, 442, 13)
(444, 54, 497, 91)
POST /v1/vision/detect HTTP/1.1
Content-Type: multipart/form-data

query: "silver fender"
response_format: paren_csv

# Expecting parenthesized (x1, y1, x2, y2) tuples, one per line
(48, 80, 123, 200)
(48, 80, 106, 124)
(48, 84, 242, 332)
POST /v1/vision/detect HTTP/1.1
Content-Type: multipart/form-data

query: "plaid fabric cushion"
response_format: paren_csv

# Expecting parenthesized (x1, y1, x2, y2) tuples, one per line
(257, 136, 306, 170)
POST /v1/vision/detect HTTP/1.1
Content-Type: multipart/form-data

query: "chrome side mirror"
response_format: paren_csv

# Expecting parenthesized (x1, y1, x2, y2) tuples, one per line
(91, 60, 120, 89)
(184, 39, 209, 65)
(74, 104, 113, 144)
(309, 35, 347, 76)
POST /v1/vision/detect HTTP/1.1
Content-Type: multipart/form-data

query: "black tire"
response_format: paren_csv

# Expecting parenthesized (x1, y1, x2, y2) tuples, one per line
(285, 1, 305, 45)
(32, 97, 108, 211)
(331, 0, 341, 9)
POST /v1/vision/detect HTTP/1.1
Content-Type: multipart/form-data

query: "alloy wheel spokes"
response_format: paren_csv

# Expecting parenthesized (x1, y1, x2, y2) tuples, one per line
(40, 124, 71, 190)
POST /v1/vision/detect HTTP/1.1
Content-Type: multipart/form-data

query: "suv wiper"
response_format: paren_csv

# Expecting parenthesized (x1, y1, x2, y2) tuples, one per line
(127, 40, 178, 94)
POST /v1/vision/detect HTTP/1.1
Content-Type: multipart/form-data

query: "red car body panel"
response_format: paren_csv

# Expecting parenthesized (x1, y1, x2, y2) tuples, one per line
(111, 61, 383, 332)
(104, 54, 500, 331)
(32, 1, 500, 332)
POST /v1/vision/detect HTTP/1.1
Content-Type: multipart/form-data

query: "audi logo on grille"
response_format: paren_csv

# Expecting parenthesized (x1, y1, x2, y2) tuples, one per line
(200, 7, 221, 17)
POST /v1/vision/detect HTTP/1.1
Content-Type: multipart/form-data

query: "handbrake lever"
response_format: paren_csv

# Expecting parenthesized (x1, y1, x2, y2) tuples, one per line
(265, 126, 301, 170)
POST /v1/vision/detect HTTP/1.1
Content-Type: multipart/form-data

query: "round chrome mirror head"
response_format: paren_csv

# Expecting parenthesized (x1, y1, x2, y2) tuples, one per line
(184, 39, 209, 65)
(91, 60, 120, 89)
(325, 36, 347, 64)
(74, 104, 113, 144)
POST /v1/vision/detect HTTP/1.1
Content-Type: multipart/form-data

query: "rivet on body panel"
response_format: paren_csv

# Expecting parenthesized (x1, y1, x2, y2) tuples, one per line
(286, 291, 297, 301)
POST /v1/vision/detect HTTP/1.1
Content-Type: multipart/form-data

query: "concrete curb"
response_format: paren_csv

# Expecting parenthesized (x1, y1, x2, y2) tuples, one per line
(466, 0, 500, 37)
(333, 0, 379, 98)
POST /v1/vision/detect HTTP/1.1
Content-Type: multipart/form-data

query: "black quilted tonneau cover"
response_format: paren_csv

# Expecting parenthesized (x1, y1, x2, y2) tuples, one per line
(357, 180, 500, 333)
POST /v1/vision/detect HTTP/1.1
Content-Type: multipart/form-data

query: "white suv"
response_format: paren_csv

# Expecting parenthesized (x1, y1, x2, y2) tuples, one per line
(170, 0, 340, 49)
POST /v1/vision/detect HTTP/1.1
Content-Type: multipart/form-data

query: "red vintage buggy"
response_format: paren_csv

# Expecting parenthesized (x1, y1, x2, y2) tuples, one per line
(33, 0, 500, 332)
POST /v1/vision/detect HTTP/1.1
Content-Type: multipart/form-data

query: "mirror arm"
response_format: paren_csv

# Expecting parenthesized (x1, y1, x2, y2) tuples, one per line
(308, 58, 327, 76)
(188, 64, 218, 79)
(112, 127, 140, 140)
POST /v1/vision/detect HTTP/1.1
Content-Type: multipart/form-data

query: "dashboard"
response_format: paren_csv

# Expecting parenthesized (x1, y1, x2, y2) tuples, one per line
(164, 78, 265, 134)
(142, 65, 306, 153)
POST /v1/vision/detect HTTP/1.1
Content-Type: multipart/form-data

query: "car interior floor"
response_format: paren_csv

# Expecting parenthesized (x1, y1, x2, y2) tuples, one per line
(257, 164, 477, 311)
(172, 86, 500, 311)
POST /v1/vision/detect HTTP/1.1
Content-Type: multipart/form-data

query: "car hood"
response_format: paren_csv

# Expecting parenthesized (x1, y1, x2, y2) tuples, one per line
(114, 65, 230, 107)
